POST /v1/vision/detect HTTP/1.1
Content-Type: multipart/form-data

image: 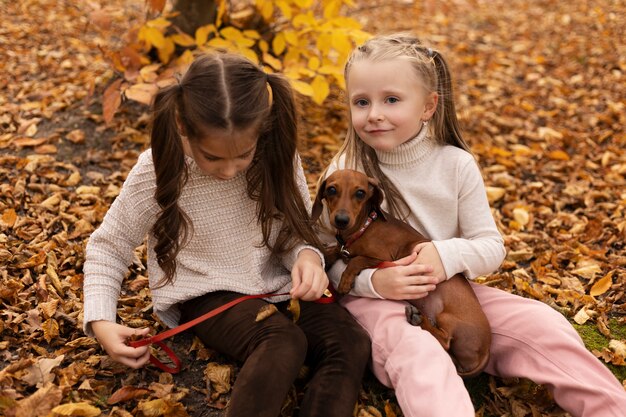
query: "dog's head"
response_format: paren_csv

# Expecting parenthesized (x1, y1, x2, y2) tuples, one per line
(312, 169, 384, 232)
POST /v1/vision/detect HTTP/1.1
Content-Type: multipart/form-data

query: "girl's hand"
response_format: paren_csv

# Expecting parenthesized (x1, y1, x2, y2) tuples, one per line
(290, 249, 328, 301)
(371, 252, 439, 300)
(413, 242, 447, 283)
(91, 320, 151, 369)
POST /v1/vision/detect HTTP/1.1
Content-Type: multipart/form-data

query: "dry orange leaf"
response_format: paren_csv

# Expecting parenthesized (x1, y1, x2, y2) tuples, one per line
(547, 150, 570, 161)
(590, 271, 614, 296)
(107, 386, 151, 405)
(1, 208, 17, 227)
(103, 79, 123, 124)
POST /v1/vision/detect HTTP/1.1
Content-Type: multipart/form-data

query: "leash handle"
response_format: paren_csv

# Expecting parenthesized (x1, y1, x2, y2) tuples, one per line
(129, 289, 335, 373)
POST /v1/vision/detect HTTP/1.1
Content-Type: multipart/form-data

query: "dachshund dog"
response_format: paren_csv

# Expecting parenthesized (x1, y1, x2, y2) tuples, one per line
(312, 169, 491, 377)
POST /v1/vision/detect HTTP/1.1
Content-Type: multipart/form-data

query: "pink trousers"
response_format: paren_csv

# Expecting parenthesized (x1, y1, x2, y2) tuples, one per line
(341, 282, 626, 417)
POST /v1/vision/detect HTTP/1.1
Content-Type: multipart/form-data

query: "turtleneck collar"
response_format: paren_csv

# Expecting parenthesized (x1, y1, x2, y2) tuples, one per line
(374, 124, 436, 169)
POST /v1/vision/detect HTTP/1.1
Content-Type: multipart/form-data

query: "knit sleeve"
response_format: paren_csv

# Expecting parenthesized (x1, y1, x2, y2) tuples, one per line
(280, 153, 325, 271)
(82, 151, 158, 336)
(431, 158, 506, 279)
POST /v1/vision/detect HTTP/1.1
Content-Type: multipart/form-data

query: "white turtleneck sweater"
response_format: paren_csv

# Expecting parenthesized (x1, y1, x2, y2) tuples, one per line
(82, 150, 323, 336)
(325, 128, 506, 298)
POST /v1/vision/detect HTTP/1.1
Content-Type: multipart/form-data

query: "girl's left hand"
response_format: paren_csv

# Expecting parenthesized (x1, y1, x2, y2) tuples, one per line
(290, 249, 328, 301)
(413, 242, 447, 284)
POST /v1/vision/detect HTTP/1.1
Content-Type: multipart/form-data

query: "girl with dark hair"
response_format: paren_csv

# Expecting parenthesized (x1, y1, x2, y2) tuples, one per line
(83, 53, 370, 417)
(319, 33, 626, 416)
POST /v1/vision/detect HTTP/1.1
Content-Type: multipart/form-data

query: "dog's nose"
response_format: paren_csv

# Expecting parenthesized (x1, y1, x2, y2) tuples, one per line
(334, 213, 350, 229)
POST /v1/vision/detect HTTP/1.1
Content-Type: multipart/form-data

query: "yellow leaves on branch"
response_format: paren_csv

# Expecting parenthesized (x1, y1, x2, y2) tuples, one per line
(100, 0, 370, 119)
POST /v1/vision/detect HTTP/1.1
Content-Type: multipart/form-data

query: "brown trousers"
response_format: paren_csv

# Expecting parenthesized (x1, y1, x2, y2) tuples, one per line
(180, 291, 371, 417)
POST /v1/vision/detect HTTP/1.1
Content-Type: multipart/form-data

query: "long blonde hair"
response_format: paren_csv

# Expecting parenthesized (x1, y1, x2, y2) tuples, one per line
(324, 33, 472, 219)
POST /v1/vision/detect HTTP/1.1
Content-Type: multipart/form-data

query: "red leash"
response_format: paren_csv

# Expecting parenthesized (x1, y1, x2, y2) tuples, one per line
(129, 290, 336, 373)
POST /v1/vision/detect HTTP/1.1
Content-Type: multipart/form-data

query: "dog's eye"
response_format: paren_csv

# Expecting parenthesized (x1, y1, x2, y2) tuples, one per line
(355, 189, 366, 200)
(325, 186, 337, 197)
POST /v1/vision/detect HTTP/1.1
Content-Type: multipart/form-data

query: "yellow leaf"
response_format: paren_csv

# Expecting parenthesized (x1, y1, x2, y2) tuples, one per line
(195, 24, 216, 46)
(311, 75, 330, 105)
(76, 186, 101, 195)
(204, 363, 232, 394)
(170, 33, 195, 47)
(486, 186, 506, 203)
(590, 271, 614, 296)
(547, 150, 570, 161)
(316, 33, 332, 54)
(216, 0, 227, 27)
(288, 298, 300, 322)
(137, 399, 168, 416)
(146, 17, 171, 30)
(284, 30, 299, 46)
(207, 37, 234, 50)
(317, 64, 342, 76)
(255, 304, 278, 322)
(331, 33, 353, 57)
(290, 79, 314, 97)
(323, 2, 341, 19)
(272, 33, 286, 55)
(258, 39, 269, 53)
(124, 83, 159, 106)
(293, 13, 316, 29)
(276, 0, 292, 19)
(176, 49, 195, 66)
(239, 47, 259, 64)
(260, 0, 274, 21)
(512, 208, 529, 227)
(243, 30, 260, 39)
(50, 402, 101, 416)
(157, 38, 176, 64)
(308, 56, 320, 71)
(263, 53, 283, 71)
(142, 26, 166, 49)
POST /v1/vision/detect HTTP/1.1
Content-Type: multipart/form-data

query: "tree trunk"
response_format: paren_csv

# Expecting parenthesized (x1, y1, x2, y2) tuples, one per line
(171, 0, 218, 35)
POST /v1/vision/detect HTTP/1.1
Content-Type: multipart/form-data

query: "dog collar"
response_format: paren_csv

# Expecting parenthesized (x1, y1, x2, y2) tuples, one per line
(336, 210, 378, 258)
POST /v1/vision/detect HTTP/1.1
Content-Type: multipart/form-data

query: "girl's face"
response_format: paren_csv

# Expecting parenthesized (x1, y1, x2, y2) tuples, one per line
(185, 125, 258, 180)
(347, 58, 437, 152)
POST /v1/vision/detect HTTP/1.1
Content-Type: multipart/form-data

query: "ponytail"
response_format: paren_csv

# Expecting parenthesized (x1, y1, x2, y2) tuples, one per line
(429, 50, 472, 154)
(247, 73, 324, 252)
(150, 83, 190, 287)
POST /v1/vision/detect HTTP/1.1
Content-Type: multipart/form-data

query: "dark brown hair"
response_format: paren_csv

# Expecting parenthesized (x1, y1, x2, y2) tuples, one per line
(150, 53, 321, 286)
(325, 33, 472, 219)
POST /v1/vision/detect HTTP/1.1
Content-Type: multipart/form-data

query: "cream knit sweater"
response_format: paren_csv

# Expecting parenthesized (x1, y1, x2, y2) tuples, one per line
(325, 127, 506, 298)
(82, 150, 322, 336)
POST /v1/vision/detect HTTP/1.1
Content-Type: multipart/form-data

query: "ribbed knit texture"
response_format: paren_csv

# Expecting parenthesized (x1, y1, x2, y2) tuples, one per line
(83, 150, 322, 335)
(326, 127, 506, 298)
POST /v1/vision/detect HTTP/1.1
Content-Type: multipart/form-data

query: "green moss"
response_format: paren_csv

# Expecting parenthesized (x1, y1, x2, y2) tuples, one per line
(572, 319, 626, 382)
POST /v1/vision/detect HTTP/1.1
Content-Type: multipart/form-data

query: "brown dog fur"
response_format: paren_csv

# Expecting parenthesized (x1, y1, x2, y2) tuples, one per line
(312, 169, 491, 377)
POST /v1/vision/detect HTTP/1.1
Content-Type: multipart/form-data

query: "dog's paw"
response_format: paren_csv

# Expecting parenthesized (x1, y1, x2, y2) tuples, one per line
(405, 305, 422, 326)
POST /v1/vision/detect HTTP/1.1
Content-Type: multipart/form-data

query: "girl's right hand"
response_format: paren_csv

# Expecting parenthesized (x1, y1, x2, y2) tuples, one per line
(371, 252, 439, 300)
(90, 320, 151, 369)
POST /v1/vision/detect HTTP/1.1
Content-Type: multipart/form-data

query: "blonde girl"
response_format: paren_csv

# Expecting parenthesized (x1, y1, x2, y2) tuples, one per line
(321, 34, 626, 417)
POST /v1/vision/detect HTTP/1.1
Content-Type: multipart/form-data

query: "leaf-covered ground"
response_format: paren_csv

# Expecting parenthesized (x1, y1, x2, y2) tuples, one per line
(1, 0, 625, 416)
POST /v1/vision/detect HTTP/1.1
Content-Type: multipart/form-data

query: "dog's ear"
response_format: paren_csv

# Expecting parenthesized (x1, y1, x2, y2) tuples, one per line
(311, 179, 327, 222)
(367, 177, 386, 219)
